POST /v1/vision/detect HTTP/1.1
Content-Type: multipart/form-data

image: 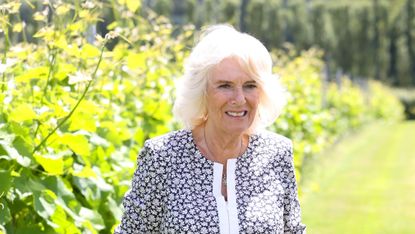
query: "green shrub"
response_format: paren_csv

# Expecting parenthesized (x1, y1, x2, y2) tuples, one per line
(270, 48, 404, 182)
(0, 1, 191, 232)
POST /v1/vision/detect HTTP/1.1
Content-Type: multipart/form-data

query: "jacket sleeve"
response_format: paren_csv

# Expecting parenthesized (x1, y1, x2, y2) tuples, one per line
(282, 140, 307, 234)
(114, 140, 167, 234)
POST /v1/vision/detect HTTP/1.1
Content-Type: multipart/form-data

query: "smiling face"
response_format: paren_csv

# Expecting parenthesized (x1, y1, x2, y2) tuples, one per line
(205, 57, 261, 135)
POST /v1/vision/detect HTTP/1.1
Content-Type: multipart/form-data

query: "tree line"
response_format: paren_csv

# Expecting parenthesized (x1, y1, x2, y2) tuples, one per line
(145, 0, 415, 87)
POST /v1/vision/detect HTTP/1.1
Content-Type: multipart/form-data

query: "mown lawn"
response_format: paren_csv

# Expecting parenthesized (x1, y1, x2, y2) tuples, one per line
(299, 121, 415, 234)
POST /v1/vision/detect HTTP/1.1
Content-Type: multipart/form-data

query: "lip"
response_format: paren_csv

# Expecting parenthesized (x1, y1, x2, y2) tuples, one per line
(225, 111, 248, 117)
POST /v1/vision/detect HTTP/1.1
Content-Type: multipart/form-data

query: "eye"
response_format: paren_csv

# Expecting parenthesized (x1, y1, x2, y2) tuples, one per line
(218, 83, 231, 89)
(244, 83, 257, 89)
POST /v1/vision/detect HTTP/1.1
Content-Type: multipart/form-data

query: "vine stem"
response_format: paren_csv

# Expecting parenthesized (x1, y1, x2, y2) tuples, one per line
(1, 25, 10, 94)
(32, 44, 106, 155)
(41, 48, 57, 105)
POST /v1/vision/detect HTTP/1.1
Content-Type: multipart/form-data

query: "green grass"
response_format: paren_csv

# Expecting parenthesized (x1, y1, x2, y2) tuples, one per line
(299, 121, 415, 234)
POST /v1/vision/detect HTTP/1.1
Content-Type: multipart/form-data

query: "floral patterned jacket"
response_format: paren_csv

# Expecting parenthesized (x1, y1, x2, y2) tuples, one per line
(115, 129, 306, 234)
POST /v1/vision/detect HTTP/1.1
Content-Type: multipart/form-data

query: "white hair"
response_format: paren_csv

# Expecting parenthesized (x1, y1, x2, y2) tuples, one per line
(173, 24, 287, 133)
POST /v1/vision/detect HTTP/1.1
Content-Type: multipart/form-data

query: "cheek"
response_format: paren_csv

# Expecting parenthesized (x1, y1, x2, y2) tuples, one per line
(248, 93, 260, 109)
(207, 93, 228, 111)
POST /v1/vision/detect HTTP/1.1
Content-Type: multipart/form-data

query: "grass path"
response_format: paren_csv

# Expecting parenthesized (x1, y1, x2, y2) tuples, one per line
(299, 121, 415, 234)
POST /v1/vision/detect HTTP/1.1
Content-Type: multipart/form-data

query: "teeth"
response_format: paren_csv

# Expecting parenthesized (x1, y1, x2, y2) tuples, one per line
(227, 111, 245, 117)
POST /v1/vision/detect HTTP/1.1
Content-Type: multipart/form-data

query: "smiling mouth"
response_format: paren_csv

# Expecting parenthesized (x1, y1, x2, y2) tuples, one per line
(225, 111, 247, 117)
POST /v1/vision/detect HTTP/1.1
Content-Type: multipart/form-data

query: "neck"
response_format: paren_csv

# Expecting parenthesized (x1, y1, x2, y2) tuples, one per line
(202, 122, 245, 163)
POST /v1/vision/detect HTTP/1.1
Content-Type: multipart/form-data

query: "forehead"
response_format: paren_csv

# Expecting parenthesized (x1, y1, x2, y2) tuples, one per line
(210, 57, 253, 83)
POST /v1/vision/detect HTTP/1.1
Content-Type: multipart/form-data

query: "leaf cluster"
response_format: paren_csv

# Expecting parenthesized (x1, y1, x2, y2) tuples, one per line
(0, 0, 192, 233)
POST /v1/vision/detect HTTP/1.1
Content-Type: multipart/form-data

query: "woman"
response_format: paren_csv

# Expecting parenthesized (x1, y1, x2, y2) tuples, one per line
(115, 25, 306, 234)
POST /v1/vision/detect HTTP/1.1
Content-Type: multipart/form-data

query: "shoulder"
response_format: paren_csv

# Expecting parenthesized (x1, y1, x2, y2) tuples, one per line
(135, 130, 192, 171)
(143, 129, 191, 151)
(253, 130, 292, 150)
(250, 130, 294, 165)
(139, 129, 194, 161)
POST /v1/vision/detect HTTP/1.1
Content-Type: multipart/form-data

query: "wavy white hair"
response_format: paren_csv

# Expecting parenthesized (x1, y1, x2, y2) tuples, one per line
(173, 24, 287, 133)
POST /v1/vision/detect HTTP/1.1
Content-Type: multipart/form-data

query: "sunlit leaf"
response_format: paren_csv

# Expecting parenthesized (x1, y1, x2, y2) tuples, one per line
(12, 22, 23, 32)
(79, 9, 93, 20)
(126, 52, 146, 70)
(126, 0, 141, 12)
(68, 21, 83, 33)
(71, 164, 97, 178)
(56, 4, 70, 15)
(51, 205, 81, 234)
(68, 71, 92, 84)
(60, 134, 90, 156)
(14, 66, 48, 82)
(133, 128, 144, 146)
(69, 112, 96, 132)
(9, 104, 37, 122)
(107, 21, 118, 30)
(54, 63, 77, 81)
(79, 207, 105, 231)
(100, 121, 132, 145)
(33, 26, 54, 39)
(33, 12, 46, 21)
(78, 100, 100, 113)
(53, 34, 68, 49)
(33, 189, 58, 224)
(80, 43, 100, 59)
(34, 153, 64, 175)
(0, 138, 31, 167)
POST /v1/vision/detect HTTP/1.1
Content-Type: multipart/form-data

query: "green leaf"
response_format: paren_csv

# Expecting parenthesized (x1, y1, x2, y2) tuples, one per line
(126, 0, 141, 12)
(56, 4, 70, 15)
(106, 196, 123, 221)
(71, 164, 97, 178)
(14, 66, 48, 82)
(33, 190, 58, 225)
(7, 122, 31, 142)
(34, 153, 64, 175)
(54, 63, 77, 81)
(40, 176, 105, 231)
(126, 52, 146, 70)
(13, 135, 33, 158)
(0, 137, 31, 167)
(0, 199, 11, 225)
(50, 205, 81, 234)
(59, 134, 90, 156)
(79, 207, 105, 231)
(0, 170, 12, 195)
(9, 104, 37, 122)
(80, 44, 100, 59)
(68, 112, 96, 132)
(133, 128, 145, 146)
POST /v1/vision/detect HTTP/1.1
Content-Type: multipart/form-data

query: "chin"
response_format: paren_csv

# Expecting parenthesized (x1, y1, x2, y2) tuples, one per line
(224, 126, 250, 135)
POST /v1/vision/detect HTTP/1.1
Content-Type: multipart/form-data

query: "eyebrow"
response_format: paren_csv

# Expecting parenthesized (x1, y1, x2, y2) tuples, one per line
(214, 80, 257, 84)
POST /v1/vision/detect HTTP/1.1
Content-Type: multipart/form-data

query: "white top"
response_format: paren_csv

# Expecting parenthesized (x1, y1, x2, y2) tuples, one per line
(213, 160, 239, 234)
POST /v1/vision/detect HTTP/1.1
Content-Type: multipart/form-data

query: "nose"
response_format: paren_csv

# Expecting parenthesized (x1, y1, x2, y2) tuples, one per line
(232, 87, 246, 105)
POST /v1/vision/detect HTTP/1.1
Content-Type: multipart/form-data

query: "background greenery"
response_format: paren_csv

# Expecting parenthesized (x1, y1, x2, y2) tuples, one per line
(144, 0, 415, 87)
(300, 121, 415, 234)
(0, 0, 407, 233)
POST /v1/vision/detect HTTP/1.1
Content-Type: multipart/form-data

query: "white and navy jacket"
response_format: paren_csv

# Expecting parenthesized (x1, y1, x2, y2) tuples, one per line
(115, 129, 306, 234)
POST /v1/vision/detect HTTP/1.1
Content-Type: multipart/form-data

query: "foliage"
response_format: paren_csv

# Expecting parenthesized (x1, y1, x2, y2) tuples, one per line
(270, 47, 404, 181)
(0, 1, 191, 233)
(392, 88, 415, 119)
(0, 0, 404, 233)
